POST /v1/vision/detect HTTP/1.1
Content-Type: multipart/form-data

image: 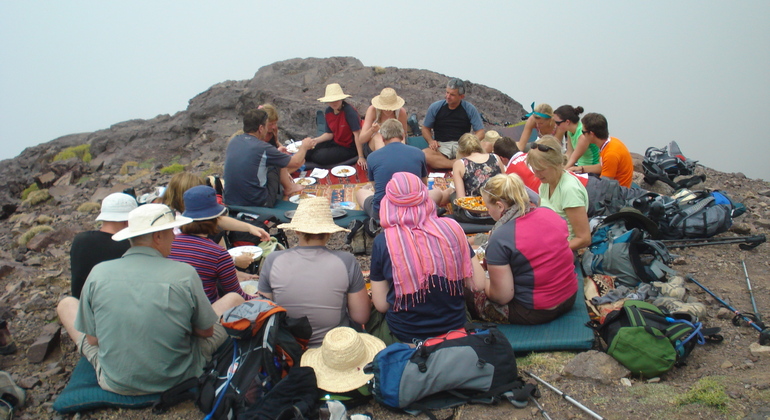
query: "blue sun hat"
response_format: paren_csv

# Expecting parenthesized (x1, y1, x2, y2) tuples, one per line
(182, 185, 227, 220)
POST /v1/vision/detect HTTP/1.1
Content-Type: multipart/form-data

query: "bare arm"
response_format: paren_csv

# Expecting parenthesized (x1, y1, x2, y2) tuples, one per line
(465, 255, 486, 292)
(421, 125, 438, 151)
(370, 281, 390, 313)
(312, 132, 334, 144)
(565, 206, 591, 251)
(398, 108, 409, 139)
(452, 159, 467, 198)
(287, 138, 316, 172)
(486, 263, 515, 305)
(473, 128, 486, 143)
(353, 130, 367, 170)
(217, 216, 270, 242)
(359, 106, 378, 144)
(86, 334, 99, 347)
(565, 134, 589, 168)
(347, 289, 372, 325)
(517, 116, 537, 151)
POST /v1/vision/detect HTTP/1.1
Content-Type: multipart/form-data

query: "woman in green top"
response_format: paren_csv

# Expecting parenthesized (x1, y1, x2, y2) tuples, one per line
(556, 105, 600, 168)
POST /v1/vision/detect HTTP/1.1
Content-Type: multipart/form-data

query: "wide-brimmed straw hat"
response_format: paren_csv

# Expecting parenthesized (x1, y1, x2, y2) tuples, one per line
(300, 327, 385, 392)
(96, 193, 138, 222)
(317, 83, 352, 103)
(112, 203, 192, 241)
(371, 88, 405, 111)
(182, 185, 227, 221)
(278, 197, 349, 234)
(482, 130, 501, 144)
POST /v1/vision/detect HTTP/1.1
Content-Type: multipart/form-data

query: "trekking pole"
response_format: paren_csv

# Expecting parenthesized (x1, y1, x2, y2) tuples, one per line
(660, 234, 766, 250)
(687, 276, 769, 345)
(529, 396, 552, 420)
(741, 259, 761, 322)
(523, 370, 604, 420)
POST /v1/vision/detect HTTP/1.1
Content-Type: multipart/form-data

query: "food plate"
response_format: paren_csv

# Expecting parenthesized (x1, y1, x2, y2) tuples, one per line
(286, 208, 347, 219)
(454, 196, 488, 213)
(286, 140, 302, 154)
(289, 193, 316, 204)
(331, 165, 356, 177)
(228, 246, 263, 260)
(240, 280, 258, 295)
(293, 177, 316, 186)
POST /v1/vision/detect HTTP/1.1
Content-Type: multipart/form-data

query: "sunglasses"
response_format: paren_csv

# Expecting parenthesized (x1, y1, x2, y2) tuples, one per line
(530, 143, 555, 153)
(581, 130, 590, 135)
(554, 119, 566, 125)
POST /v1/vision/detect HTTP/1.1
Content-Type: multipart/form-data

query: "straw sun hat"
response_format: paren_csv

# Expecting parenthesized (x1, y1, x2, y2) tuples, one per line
(300, 327, 385, 392)
(278, 197, 349, 234)
(371, 88, 405, 111)
(317, 83, 352, 103)
(112, 203, 192, 241)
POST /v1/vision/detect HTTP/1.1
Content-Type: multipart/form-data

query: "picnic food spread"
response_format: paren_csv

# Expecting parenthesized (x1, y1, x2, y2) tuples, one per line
(454, 196, 488, 212)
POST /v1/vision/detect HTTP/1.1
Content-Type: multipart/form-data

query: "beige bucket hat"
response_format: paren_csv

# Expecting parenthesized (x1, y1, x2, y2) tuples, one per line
(371, 88, 405, 111)
(112, 203, 192, 241)
(300, 327, 385, 392)
(96, 192, 138, 222)
(317, 83, 352, 103)
(277, 197, 349, 234)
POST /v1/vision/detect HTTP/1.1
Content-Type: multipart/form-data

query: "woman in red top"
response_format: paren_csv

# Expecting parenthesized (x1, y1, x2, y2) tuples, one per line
(304, 83, 362, 168)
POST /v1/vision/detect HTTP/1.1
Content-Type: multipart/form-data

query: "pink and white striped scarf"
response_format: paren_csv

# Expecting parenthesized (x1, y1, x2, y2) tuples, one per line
(380, 172, 473, 310)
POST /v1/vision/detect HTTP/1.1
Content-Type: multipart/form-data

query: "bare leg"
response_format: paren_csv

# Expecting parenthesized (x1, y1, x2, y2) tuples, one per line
(57, 297, 83, 345)
(355, 184, 374, 209)
(423, 149, 455, 170)
(429, 187, 454, 207)
(282, 168, 303, 198)
(212, 293, 245, 318)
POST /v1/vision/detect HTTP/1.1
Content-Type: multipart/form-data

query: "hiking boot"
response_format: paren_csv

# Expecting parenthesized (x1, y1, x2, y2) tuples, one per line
(0, 371, 25, 410)
(653, 297, 707, 322)
(651, 281, 686, 300)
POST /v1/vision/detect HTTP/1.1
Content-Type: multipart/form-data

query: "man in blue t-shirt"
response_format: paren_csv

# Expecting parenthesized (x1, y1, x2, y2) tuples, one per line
(224, 109, 315, 207)
(355, 119, 428, 220)
(421, 78, 485, 169)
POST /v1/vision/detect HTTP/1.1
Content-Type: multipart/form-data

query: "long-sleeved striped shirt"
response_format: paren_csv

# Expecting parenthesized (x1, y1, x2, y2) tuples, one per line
(169, 234, 254, 303)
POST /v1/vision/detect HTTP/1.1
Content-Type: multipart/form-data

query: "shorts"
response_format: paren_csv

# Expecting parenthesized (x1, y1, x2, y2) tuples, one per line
(437, 141, 459, 159)
(362, 195, 377, 220)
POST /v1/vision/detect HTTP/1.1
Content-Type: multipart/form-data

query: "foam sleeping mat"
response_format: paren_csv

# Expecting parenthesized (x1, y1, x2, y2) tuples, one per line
(495, 271, 595, 353)
(228, 200, 367, 227)
(53, 357, 159, 413)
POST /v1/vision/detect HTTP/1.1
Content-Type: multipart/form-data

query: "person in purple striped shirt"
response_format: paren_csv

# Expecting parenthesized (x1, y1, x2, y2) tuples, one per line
(169, 186, 255, 303)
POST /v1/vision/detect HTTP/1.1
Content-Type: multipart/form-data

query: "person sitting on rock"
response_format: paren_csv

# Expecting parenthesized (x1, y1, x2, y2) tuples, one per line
(359, 88, 409, 164)
(516, 102, 558, 152)
(70, 192, 137, 299)
(570, 112, 634, 188)
(304, 83, 363, 168)
(224, 109, 314, 207)
(258, 197, 371, 347)
(169, 186, 256, 304)
(422, 78, 485, 169)
(57, 204, 245, 395)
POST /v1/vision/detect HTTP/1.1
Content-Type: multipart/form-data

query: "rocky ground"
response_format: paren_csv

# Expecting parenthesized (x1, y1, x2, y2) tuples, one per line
(1, 161, 769, 420)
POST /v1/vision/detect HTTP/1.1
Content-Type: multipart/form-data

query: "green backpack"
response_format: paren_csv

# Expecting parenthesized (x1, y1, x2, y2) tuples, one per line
(597, 300, 721, 378)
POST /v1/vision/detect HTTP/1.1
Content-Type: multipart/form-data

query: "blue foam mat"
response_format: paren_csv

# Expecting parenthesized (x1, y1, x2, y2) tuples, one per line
(495, 271, 595, 353)
(53, 357, 159, 413)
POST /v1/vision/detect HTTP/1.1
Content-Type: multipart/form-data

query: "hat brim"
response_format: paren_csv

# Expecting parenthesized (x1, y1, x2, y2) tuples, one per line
(300, 334, 385, 393)
(317, 94, 352, 103)
(276, 221, 349, 235)
(604, 207, 660, 239)
(371, 96, 405, 111)
(112, 215, 193, 241)
(96, 212, 131, 222)
(184, 206, 227, 221)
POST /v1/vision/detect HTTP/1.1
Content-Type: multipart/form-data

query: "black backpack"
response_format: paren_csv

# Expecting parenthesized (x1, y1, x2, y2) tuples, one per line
(154, 300, 313, 420)
(643, 142, 703, 190)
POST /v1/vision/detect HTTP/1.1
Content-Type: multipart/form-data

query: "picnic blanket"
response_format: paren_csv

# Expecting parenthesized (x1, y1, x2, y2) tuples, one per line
(53, 357, 159, 413)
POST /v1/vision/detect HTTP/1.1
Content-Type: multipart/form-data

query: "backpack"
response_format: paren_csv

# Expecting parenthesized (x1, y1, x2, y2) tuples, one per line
(643, 142, 700, 189)
(154, 299, 313, 419)
(346, 218, 377, 255)
(597, 300, 721, 378)
(364, 324, 537, 416)
(581, 219, 676, 287)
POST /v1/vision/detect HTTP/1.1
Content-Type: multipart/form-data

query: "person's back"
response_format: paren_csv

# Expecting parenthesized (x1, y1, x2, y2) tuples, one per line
(460, 153, 501, 196)
(78, 247, 215, 394)
(224, 133, 289, 206)
(367, 142, 427, 213)
(600, 137, 634, 188)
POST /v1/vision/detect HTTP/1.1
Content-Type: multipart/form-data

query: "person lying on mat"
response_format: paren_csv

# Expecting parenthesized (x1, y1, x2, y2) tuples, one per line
(169, 186, 256, 304)
(421, 78, 485, 169)
(359, 88, 409, 160)
(367, 172, 485, 345)
(527, 135, 590, 251)
(355, 119, 447, 221)
(259, 197, 371, 347)
(468, 174, 577, 325)
(304, 83, 363, 168)
(57, 204, 245, 395)
(516, 102, 557, 152)
(568, 112, 634, 188)
(224, 108, 314, 207)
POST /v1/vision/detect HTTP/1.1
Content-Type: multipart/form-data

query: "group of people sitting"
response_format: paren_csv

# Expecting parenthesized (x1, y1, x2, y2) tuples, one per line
(55, 77, 638, 398)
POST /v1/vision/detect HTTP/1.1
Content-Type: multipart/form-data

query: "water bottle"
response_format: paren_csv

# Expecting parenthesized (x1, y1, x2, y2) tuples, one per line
(428, 178, 435, 190)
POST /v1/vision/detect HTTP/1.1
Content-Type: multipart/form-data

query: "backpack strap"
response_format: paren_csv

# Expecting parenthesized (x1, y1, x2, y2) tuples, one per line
(152, 377, 199, 414)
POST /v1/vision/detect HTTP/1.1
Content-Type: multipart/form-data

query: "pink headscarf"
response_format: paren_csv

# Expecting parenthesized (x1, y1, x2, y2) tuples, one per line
(379, 172, 473, 310)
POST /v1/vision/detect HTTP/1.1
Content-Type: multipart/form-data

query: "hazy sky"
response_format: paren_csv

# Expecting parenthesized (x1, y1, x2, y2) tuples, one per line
(2, 1, 768, 181)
